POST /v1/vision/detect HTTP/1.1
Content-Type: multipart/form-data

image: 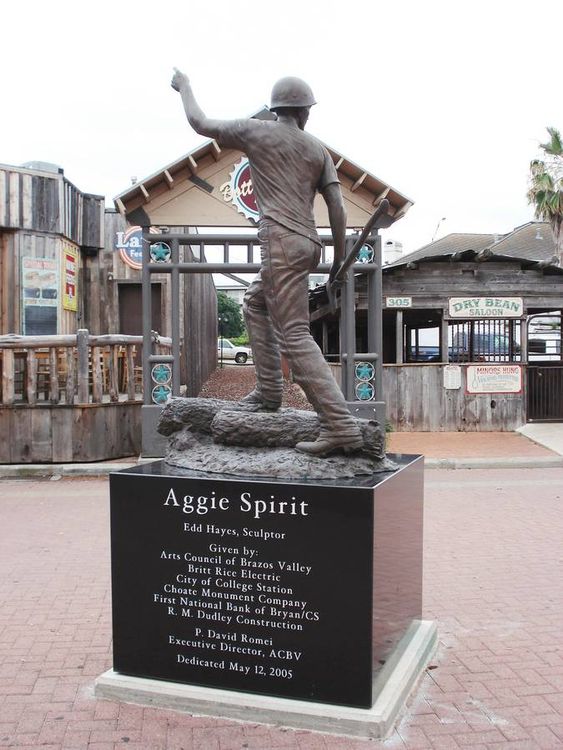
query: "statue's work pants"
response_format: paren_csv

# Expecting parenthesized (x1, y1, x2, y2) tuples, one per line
(243, 221, 360, 437)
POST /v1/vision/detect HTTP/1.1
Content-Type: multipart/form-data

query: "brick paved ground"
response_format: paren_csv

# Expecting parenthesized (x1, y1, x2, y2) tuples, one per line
(387, 433, 556, 459)
(1, 469, 562, 749)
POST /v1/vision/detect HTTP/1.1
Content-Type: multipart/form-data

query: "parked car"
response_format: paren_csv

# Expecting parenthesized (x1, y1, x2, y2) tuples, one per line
(217, 338, 252, 364)
(406, 346, 440, 362)
(528, 313, 561, 360)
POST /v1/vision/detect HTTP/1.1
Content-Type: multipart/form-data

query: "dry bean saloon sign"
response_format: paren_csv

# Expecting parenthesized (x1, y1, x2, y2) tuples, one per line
(219, 158, 259, 223)
(449, 297, 523, 318)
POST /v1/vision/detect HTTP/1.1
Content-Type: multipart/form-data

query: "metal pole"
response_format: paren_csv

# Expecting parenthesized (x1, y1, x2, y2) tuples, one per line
(171, 238, 180, 396)
(142, 227, 152, 405)
(342, 236, 356, 401)
(219, 318, 224, 369)
(373, 234, 383, 403)
(144, 262, 378, 274)
(338, 295, 346, 397)
(367, 238, 378, 354)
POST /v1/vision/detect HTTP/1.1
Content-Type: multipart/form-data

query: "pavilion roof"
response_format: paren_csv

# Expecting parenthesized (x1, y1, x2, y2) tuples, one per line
(114, 109, 413, 227)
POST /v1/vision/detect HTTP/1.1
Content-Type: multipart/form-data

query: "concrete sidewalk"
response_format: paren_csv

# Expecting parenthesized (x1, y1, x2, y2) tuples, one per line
(518, 423, 563, 456)
(1, 428, 562, 478)
(1, 469, 562, 749)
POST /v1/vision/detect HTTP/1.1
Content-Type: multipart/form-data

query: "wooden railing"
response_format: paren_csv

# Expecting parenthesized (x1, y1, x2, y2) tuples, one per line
(0, 330, 172, 406)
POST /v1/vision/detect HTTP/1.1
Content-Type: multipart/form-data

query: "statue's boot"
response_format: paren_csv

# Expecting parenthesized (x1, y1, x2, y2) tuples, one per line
(235, 388, 282, 412)
(295, 430, 364, 458)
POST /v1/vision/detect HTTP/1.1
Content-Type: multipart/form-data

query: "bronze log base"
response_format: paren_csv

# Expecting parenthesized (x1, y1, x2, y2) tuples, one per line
(157, 397, 396, 480)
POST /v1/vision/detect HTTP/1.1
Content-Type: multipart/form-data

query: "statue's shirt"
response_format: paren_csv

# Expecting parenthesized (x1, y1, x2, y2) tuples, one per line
(214, 119, 339, 242)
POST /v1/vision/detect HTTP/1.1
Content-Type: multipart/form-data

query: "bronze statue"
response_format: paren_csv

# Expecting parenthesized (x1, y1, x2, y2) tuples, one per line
(172, 69, 363, 457)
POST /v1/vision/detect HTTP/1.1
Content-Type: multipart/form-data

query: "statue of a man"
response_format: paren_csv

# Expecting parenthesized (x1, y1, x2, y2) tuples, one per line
(172, 69, 363, 457)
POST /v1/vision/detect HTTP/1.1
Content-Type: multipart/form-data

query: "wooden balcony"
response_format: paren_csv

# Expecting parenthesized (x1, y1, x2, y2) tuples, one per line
(0, 331, 171, 406)
(0, 330, 172, 463)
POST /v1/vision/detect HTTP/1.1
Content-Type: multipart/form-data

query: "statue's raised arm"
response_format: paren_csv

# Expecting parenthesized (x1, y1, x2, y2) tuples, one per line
(171, 67, 225, 140)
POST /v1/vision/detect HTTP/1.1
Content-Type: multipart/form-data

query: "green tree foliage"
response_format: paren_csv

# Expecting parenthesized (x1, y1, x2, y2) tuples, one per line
(528, 126, 563, 262)
(217, 291, 245, 338)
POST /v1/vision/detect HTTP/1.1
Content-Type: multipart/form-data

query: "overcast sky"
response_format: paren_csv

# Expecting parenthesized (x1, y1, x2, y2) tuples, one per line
(2, 0, 561, 253)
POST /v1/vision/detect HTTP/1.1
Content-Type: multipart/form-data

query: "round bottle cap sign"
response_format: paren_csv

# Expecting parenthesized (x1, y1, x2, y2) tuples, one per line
(116, 226, 143, 270)
(220, 158, 259, 222)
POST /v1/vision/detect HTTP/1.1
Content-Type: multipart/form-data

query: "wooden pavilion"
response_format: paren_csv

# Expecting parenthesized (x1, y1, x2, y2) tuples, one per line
(310, 222, 563, 429)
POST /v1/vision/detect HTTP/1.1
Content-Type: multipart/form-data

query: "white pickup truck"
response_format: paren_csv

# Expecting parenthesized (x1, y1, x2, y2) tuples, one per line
(217, 338, 252, 364)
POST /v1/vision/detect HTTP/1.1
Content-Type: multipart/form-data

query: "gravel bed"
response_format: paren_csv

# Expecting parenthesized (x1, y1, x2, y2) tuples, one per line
(198, 364, 312, 411)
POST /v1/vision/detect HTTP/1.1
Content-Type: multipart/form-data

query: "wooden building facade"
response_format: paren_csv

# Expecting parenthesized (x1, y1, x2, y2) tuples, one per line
(0, 162, 146, 462)
(0, 162, 104, 336)
(310, 223, 563, 430)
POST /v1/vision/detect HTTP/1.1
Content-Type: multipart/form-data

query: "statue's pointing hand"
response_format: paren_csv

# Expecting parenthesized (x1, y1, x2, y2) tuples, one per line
(171, 68, 189, 92)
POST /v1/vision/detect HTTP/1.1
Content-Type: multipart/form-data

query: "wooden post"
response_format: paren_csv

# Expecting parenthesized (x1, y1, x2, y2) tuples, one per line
(520, 317, 528, 363)
(126, 344, 136, 401)
(65, 347, 76, 404)
(395, 310, 403, 364)
(441, 315, 449, 363)
(91, 346, 103, 403)
(77, 329, 90, 404)
(49, 348, 60, 404)
(2, 349, 15, 405)
(26, 349, 37, 405)
(109, 345, 119, 402)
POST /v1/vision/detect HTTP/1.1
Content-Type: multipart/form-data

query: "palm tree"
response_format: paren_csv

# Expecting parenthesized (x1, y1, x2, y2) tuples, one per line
(528, 126, 563, 264)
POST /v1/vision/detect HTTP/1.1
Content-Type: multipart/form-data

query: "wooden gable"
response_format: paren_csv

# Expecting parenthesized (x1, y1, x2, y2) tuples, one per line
(115, 112, 413, 230)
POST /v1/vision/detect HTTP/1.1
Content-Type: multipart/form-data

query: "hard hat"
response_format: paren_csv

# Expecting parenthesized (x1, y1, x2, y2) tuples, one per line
(270, 77, 316, 110)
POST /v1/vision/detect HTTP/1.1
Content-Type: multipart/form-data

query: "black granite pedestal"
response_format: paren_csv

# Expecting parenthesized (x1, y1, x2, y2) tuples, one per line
(108, 455, 424, 710)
